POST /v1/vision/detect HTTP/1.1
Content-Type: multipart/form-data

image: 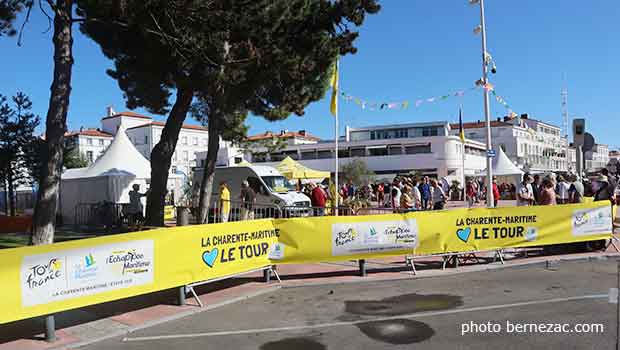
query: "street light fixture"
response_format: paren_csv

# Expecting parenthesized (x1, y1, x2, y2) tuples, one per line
(470, 0, 495, 208)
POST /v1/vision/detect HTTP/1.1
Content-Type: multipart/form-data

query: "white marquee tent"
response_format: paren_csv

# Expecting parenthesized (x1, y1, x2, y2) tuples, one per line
(60, 127, 151, 224)
(490, 147, 524, 177)
(477, 147, 524, 184)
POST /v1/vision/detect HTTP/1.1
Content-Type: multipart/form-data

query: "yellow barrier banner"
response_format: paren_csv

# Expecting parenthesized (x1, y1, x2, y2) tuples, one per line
(274, 201, 614, 263)
(0, 201, 613, 324)
(0, 220, 279, 324)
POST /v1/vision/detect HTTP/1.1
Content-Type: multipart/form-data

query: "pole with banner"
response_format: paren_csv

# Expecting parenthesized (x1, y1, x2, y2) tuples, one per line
(471, 0, 494, 208)
(330, 60, 340, 216)
(459, 106, 466, 200)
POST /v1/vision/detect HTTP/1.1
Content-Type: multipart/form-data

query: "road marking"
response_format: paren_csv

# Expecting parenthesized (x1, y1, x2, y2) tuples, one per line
(123, 293, 607, 342)
(609, 288, 618, 304)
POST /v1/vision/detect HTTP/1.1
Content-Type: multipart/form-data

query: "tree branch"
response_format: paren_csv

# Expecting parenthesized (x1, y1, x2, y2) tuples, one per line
(17, 1, 34, 47)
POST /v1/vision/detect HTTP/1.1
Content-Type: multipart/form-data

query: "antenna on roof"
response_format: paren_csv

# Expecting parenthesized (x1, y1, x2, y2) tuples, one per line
(561, 73, 569, 171)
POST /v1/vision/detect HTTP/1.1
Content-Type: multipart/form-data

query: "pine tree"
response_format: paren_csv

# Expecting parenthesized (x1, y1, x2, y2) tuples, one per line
(79, 0, 380, 225)
(0, 92, 40, 216)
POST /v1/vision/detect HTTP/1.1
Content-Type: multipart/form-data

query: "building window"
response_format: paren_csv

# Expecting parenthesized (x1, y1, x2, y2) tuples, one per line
(388, 145, 403, 155)
(317, 150, 332, 159)
(368, 147, 387, 157)
(171, 166, 177, 174)
(182, 136, 188, 145)
(193, 137, 198, 145)
(422, 127, 438, 137)
(86, 151, 93, 162)
(369, 128, 409, 141)
(350, 148, 366, 157)
(144, 135, 148, 144)
(405, 144, 431, 154)
(87, 138, 92, 145)
(99, 139, 104, 146)
(301, 151, 316, 160)
(269, 153, 285, 161)
(234, 157, 242, 164)
(202, 138, 207, 146)
(183, 151, 188, 161)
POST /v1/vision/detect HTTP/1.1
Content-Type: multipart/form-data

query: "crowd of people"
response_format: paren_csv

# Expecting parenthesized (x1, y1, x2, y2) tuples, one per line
(515, 168, 619, 207)
(216, 168, 619, 221)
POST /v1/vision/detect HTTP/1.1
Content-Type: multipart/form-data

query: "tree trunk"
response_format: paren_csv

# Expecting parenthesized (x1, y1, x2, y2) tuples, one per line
(198, 115, 221, 224)
(144, 87, 194, 226)
(2, 178, 8, 215)
(7, 170, 15, 216)
(31, 0, 73, 245)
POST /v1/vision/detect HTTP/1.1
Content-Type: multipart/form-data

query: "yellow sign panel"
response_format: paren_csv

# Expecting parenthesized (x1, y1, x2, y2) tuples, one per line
(0, 220, 279, 324)
(163, 205, 175, 220)
(0, 202, 613, 324)
(275, 202, 613, 263)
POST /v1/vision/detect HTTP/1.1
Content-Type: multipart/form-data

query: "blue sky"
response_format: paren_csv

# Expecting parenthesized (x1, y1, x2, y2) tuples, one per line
(1, 0, 619, 149)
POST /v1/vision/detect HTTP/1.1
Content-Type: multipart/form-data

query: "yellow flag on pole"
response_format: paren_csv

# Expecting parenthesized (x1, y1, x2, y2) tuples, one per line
(330, 61, 339, 117)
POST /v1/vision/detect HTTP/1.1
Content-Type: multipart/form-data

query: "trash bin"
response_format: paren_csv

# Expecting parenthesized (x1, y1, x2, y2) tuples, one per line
(176, 206, 189, 226)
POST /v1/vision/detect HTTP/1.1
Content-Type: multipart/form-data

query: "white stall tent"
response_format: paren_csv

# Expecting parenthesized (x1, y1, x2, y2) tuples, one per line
(60, 127, 151, 224)
(475, 147, 524, 185)
(491, 147, 524, 177)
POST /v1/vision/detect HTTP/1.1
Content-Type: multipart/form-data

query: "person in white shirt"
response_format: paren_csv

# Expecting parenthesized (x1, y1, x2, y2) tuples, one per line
(516, 173, 534, 206)
(430, 179, 447, 210)
(411, 181, 422, 209)
(391, 184, 401, 210)
(556, 175, 570, 204)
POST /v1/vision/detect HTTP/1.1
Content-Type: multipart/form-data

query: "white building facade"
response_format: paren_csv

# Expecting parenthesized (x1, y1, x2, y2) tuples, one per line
(98, 108, 215, 177)
(585, 144, 610, 171)
(451, 115, 571, 173)
(246, 122, 487, 182)
(65, 129, 114, 164)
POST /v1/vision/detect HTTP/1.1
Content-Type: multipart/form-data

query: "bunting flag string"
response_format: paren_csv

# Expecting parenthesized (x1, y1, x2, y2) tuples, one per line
(340, 83, 517, 117)
(339, 86, 478, 112)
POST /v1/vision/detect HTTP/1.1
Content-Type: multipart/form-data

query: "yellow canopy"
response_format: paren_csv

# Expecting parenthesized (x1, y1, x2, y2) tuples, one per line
(235, 160, 252, 167)
(276, 156, 330, 180)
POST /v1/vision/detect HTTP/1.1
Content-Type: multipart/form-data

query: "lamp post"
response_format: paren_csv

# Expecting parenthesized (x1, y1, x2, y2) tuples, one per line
(471, 0, 494, 208)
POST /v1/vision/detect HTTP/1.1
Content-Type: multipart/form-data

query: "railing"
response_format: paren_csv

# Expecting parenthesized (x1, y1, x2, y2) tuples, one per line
(193, 200, 405, 223)
(74, 202, 128, 231)
(197, 199, 281, 224)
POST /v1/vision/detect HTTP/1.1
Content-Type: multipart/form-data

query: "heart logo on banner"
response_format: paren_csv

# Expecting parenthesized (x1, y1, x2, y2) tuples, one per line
(456, 227, 471, 243)
(202, 248, 219, 268)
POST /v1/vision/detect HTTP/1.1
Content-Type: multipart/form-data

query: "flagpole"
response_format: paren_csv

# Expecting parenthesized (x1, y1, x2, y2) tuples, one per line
(460, 106, 466, 202)
(478, 0, 494, 208)
(334, 61, 340, 216)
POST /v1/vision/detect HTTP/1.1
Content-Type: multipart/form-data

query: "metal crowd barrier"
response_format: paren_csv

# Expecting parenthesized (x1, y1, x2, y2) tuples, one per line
(197, 201, 429, 224)
(74, 202, 127, 231)
(200, 199, 281, 224)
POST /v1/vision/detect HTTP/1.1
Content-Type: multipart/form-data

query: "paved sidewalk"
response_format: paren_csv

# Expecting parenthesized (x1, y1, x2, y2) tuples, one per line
(1, 239, 619, 350)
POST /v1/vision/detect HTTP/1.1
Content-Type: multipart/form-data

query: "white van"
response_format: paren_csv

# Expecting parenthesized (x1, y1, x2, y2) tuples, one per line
(192, 165, 311, 209)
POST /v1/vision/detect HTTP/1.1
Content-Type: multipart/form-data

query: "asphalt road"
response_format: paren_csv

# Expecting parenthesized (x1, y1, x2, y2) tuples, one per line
(79, 258, 619, 350)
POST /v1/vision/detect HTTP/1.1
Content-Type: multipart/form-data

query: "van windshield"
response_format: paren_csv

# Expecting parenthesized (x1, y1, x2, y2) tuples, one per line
(261, 176, 294, 193)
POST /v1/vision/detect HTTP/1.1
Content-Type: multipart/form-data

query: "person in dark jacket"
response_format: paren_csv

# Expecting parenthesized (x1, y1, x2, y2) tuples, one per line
(531, 174, 541, 204)
(419, 176, 431, 210)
